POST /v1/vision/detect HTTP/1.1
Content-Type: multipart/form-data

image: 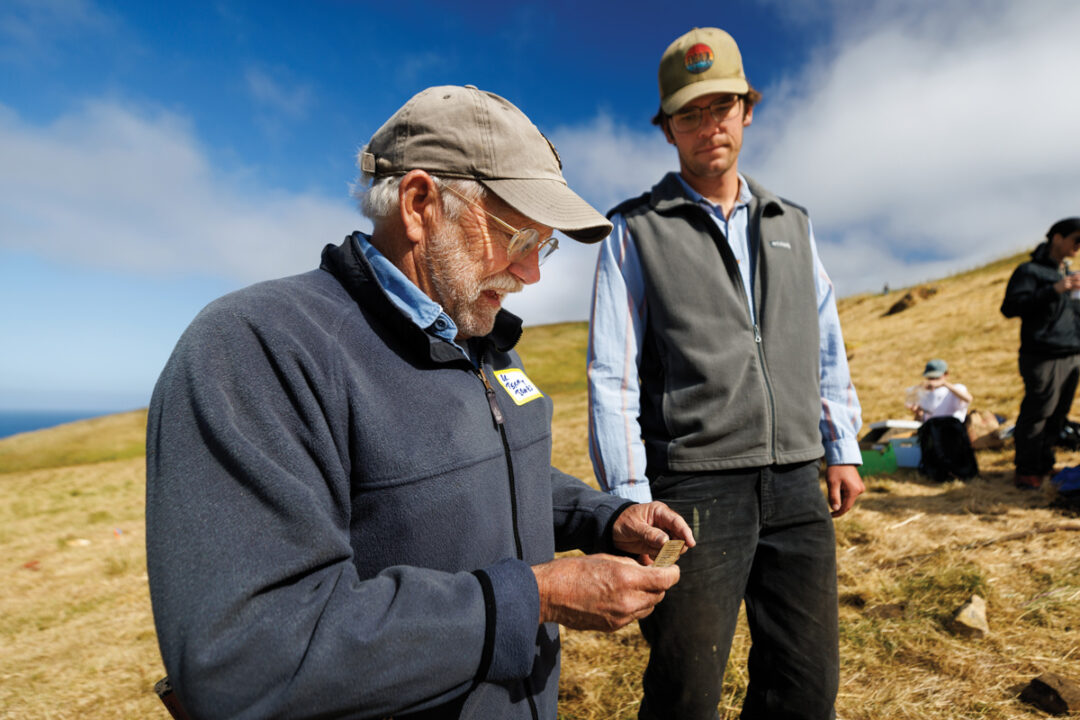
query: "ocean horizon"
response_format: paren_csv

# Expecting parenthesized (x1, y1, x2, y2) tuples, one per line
(0, 410, 119, 440)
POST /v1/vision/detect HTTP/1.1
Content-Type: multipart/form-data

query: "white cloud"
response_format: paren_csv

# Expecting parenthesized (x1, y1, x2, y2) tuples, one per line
(245, 66, 313, 119)
(745, 0, 1080, 295)
(0, 100, 360, 283)
(503, 116, 675, 326)
(5, 0, 1077, 335)
(516, 0, 1080, 315)
(0, 0, 117, 65)
(0, 97, 642, 332)
(549, 114, 676, 215)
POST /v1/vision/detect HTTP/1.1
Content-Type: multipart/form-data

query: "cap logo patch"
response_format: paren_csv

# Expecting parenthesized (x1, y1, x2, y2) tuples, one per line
(684, 43, 714, 74)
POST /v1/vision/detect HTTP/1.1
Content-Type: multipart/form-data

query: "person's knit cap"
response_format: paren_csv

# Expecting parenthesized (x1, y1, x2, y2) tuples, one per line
(923, 359, 948, 378)
(360, 85, 612, 243)
(658, 27, 749, 114)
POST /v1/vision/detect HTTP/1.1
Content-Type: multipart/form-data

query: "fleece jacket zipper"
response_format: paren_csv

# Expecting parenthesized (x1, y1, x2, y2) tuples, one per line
(475, 356, 539, 720)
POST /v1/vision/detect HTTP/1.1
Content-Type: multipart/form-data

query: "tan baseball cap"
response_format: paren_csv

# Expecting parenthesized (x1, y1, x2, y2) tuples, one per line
(659, 27, 749, 114)
(360, 85, 612, 243)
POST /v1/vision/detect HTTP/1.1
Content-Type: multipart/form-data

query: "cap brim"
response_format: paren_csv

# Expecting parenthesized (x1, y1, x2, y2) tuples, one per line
(661, 77, 750, 114)
(481, 178, 612, 243)
(923, 372, 945, 378)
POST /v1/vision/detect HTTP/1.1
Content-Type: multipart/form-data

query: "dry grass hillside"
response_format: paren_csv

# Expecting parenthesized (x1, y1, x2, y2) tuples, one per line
(3, 252, 1080, 719)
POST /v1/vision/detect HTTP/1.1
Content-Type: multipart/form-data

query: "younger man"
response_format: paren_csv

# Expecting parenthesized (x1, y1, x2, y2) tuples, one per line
(588, 27, 862, 720)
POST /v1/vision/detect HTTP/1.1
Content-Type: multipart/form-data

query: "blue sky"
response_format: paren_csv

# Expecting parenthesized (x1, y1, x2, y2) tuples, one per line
(2, 0, 1079, 412)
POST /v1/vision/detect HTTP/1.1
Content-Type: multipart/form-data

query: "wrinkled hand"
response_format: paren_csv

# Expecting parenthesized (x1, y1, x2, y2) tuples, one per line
(532, 554, 680, 631)
(826, 464, 864, 518)
(611, 501, 696, 562)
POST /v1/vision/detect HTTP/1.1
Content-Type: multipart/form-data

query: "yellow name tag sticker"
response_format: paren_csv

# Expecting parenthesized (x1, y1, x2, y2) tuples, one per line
(494, 369, 543, 406)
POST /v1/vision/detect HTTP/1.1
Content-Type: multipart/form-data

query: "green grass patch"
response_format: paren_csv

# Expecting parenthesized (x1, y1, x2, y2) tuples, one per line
(839, 618, 900, 660)
(1018, 558, 1080, 628)
(835, 517, 874, 547)
(517, 321, 589, 395)
(895, 562, 989, 624)
(104, 555, 130, 577)
(87, 510, 113, 524)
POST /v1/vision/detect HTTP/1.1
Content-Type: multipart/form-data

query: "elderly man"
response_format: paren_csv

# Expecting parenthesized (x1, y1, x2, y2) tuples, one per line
(146, 85, 693, 720)
(588, 28, 863, 720)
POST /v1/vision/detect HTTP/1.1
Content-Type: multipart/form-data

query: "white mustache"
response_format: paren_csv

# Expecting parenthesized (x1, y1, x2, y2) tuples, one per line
(481, 275, 524, 295)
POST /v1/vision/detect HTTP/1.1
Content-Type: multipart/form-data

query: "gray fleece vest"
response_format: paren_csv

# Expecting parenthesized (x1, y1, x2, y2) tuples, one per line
(616, 172, 824, 474)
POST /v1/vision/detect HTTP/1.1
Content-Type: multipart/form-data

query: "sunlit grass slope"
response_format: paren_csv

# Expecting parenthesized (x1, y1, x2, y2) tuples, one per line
(0, 409, 147, 474)
(1, 409, 158, 718)
(522, 250, 1080, 720)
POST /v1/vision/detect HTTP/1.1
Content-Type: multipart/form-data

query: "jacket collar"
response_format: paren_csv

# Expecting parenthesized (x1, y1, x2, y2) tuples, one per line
(320, 232, 523, 363)
(1030, 241, 1060, 269)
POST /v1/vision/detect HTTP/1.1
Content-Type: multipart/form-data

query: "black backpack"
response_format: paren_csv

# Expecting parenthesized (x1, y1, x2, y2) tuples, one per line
(1056, 419, 1080, 450)
(917, 416, 979, 482)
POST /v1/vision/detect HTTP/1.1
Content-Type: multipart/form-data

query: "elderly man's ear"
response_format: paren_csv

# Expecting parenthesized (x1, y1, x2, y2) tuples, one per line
(398, 170, 439, 245)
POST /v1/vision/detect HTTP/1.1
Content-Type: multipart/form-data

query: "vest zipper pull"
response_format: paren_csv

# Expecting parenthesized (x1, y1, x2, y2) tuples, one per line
(753, 323, 762, 343)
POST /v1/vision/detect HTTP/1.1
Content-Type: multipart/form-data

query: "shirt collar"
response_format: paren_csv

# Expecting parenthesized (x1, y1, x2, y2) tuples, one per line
(675, 172, 753, 216)
(351, 233, 462, 348)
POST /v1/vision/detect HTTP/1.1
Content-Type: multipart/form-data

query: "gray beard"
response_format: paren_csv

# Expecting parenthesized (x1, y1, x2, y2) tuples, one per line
(425, 223, 524, 339)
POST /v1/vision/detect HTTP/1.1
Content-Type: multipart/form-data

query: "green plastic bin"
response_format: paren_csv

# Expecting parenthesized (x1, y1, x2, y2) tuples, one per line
(859, 444, 898, 476)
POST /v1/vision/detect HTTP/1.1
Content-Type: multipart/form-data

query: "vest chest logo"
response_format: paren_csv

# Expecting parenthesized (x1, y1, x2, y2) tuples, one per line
(769, 240, 792, 249)
(494, 369, 544, 406)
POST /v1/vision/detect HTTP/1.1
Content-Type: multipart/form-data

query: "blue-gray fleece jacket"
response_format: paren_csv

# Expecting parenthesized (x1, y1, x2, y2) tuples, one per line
(145, 234, 631, 720)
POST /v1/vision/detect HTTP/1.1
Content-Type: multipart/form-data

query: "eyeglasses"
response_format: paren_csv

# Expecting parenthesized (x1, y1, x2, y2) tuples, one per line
(439, 182, 559, 265)
(668, 96, 742, 133)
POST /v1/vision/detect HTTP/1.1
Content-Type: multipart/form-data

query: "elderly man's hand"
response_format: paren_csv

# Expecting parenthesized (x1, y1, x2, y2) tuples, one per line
(532, 554, 680, 631)
(611, 501, 695, 563)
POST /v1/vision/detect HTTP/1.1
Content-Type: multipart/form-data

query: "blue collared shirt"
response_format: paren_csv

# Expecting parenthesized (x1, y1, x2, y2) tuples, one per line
(353, 233, 469, 356)
(586, 174, 863, 502)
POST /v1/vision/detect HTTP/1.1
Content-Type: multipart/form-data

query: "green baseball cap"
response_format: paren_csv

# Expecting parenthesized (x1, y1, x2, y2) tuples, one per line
(659, 27, 749, 114)
(923, 359, 948, 378)
(360, 85, 612, 243)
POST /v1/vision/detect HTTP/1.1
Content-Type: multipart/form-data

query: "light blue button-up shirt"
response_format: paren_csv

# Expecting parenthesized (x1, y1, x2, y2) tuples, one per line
(353, 233, 469, 356)
(586, 175, 862, 502)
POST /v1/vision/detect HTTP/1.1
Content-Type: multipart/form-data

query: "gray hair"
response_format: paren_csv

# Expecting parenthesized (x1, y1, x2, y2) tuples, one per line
(353, 169, 487, 226)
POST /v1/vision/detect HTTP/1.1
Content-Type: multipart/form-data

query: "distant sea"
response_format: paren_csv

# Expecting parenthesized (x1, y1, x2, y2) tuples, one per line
(0, 410, 113, 440)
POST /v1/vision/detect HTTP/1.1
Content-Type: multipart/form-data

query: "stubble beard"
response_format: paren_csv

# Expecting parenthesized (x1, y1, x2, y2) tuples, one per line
(426, 222, 524, 339)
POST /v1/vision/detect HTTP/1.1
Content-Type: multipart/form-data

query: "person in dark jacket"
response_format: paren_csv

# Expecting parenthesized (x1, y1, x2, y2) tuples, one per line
(1001, 217, 1080, 489)
(146, 85, 695, 720)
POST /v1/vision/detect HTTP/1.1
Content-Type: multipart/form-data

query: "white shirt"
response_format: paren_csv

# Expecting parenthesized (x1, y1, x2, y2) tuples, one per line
(919, 384, 970, 422)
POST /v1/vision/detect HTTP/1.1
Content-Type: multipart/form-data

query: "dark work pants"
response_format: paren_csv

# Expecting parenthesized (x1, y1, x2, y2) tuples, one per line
(638, 462, 839, 720)
(1015, 353, 1080, 475)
